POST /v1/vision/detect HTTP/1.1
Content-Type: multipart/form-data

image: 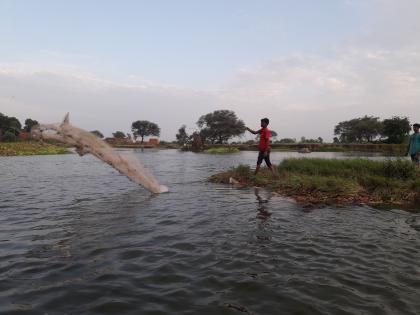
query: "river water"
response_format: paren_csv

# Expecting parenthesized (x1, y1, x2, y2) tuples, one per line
(1, 150, 419, 315)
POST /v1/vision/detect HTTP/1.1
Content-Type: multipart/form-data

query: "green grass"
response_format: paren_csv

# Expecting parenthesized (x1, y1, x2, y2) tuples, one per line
(0, 142, 70, 156)
(204, 147, 240, 154)
(209, 158, 420, 210)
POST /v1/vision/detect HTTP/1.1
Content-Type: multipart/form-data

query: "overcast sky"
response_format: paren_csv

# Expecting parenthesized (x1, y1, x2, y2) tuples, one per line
(1, 0, 419, 141)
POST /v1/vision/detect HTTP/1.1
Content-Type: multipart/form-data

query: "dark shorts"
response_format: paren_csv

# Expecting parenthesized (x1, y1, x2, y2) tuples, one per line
(411, 154, 419, 164)
(257, 149, 272, 167)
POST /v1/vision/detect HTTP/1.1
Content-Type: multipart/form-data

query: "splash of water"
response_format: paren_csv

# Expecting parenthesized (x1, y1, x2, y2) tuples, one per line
(32, 113, 168, 194)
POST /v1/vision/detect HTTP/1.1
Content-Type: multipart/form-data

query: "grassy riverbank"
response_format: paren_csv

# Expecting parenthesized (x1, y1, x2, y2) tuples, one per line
(205, 147, 240, 154)
(203, 143, 407, 154)
(0, 142, 70, 156)
(210, 158, 420, 210)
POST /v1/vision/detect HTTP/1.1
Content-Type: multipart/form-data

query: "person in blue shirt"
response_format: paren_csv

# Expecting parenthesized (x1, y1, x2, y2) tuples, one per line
(406, 123, 420, 165)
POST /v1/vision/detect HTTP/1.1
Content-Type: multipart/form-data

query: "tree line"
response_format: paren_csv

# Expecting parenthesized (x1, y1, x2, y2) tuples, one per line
(0, 111, 414, 146)
(0, 112, 162, 144)
(111, 120, 160, 143)
(334, 116, 411, 144)
(0, 113, 38, 142)
(175, 110, 326, 148)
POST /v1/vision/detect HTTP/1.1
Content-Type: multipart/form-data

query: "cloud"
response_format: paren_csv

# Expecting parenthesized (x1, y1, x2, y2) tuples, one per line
(219, 48, 420, 138)
(0, 63, 220, 139)
(1, 46, 420, 142)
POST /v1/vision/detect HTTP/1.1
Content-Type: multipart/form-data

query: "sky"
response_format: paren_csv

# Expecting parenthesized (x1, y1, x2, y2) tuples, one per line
(0, 0, 419, 141)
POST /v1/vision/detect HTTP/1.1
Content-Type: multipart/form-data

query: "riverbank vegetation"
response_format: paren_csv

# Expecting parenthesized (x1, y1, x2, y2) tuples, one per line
(210, 158, 420, 210)
(0, 142, 69, 156)
(205, 147, 240, 154)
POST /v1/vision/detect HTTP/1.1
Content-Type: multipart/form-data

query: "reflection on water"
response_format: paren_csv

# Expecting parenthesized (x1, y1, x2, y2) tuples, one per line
(0, 150, 419, 314)
(255, 188, 272, 220)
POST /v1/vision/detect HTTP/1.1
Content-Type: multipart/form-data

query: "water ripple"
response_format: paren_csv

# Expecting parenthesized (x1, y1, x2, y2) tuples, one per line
(1, 151, 420, 314)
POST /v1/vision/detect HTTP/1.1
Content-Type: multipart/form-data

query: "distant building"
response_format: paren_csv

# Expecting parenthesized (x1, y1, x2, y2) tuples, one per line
(147, 138, 160, 145)
(18, 131, 31, 141)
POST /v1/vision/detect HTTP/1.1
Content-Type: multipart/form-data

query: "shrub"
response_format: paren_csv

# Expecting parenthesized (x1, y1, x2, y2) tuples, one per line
(3, 131, 17, 142)
(382, 159, 416, 180)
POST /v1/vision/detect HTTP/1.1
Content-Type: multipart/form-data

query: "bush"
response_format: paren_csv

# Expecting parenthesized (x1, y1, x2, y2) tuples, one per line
(382, 159, 416, 180)
(3, 131, 17, 142)
(205, 147, 240, 154)
(235, 164, 253, 181)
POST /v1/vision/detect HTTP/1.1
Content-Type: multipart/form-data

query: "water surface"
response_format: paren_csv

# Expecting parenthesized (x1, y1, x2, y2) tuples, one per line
(1, 150, 419, 314)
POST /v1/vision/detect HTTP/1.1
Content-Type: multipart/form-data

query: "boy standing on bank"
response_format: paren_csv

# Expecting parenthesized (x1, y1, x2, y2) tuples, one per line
(246, 118, 274, 175)
(406, 123, 420, 166)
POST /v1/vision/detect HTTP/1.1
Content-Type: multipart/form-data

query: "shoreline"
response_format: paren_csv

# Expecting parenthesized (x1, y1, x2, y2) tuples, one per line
(209, 158, 420, 212)
(0, 142, 70, 156)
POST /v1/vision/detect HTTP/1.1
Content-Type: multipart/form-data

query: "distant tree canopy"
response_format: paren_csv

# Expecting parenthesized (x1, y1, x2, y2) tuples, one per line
(197, 110, 245, 144)
(334, 116, 383, 143)
(277, 138, 296, 144)
(382, 116, 411, 144)
(175, 125, 189, 146)
(112, 131, 126, 139)
(299, 136, 323, 144)
(90, 130, 104, 138)
(131, 120, 160, 143)
(0, 113, 22, 138)
(24, 118, 39, 132)
(334, 115, 411, 144)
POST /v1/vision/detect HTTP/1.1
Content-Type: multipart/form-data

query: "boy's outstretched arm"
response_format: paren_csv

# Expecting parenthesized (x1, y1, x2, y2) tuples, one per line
(246, 127, 259, 135)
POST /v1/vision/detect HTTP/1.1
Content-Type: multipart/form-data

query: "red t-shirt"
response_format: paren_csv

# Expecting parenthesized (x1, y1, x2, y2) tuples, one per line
(258, 127, 270, 151)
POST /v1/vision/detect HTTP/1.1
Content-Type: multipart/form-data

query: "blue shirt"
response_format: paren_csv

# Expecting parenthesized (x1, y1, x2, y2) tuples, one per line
(409, 133, 420, 155)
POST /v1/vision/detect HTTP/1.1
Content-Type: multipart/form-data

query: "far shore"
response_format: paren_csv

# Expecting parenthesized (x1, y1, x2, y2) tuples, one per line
(0, 141, 408, 156)
(201, 143, 407, 154)
(0, 142, 70, 156)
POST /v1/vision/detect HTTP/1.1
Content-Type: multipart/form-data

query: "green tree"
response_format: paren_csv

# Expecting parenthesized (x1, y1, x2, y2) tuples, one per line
(0, 113, 22, 139)
(90, 130, 104, 138)
(300, 137, 323, 143)
(197, 110, 245, 144)
(278, 138, 296, 144)
(382, 116, 410, 144)
(3, 130, 17, 142)
(176, 125, 189, 146)
(334, 116, 383, 143)
(112, 131, 126, 139)
(190, 131, 204, 152)
(131, 120, 160, 143)
(24, 118, 39, 132)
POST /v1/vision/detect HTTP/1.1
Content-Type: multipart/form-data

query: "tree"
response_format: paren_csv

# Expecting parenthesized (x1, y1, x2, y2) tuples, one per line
(277, 138, 296, 144)
(176, 125, 189, 146)
(0, 113, 21, 139)
(24, 118, 39, 132)
(299, 136, 323, 143)
(197, 110, 245, 144)
(112, 131, 126, 139)
(90, 130, 104, 138)
(334, 116, 383, 143)
(3, 130, 17, 142)
(190, 131, 204, 152)
(382, 116, 410, 144)
(131, 120, 160, 144)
